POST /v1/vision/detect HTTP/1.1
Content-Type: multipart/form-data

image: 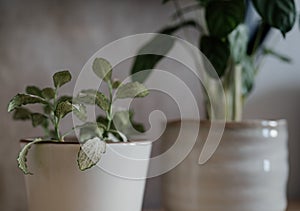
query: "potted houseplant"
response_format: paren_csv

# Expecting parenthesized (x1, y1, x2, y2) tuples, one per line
(130, 0, 296, 210)
(8, 58, 152, 211)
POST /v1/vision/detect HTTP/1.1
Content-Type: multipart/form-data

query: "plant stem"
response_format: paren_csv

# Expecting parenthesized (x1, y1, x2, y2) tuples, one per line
(106, 81, 114, 131)
(53, 87, 62, 141)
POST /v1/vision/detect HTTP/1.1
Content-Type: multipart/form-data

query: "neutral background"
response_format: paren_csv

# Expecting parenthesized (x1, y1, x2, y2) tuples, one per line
(0, 0, 300, 210)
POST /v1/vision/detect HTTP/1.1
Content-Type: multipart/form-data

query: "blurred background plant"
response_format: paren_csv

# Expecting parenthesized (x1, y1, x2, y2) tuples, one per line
(130, 0, 297, 121)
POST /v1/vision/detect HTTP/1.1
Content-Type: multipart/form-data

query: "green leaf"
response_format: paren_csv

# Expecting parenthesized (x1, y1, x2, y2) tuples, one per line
(116, 82, 149, 99)
(252, 0, 296, 36)
(79, 122, 105, 142)
(43, 104, 52, 115)
(53, 70, 72, 88)
(228, 24, 249, 63)
(76, 90, 109, 111)
(17, 138, 44, 175)
(130, 20, 197, 83)
(73, 104, 87, 121)
(206, 0, 245, 38)
(112, 79, 121, 89)
(92, 58, 112, 82)
(41, 87, 55, 99)
(55, 101, 73, 119)
(26, 86, 42, 97)
(200, 36, 230, 78)
(31, 113, 48, 127)
(262, 48, 292, 63)
(77, 137, 106, 171)
(241, 56, 255, 97)
(8, 94, 47, 112)
(13, 107, 31, 120)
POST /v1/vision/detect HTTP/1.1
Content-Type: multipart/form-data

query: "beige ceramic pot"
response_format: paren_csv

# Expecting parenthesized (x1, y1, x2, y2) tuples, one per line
(21, 139, 152, 211)
(162, 120, 288, 211)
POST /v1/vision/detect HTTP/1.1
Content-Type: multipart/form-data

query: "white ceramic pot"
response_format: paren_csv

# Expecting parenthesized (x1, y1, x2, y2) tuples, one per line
(162, 120, 288, 211)
(22, 139, 152, 211)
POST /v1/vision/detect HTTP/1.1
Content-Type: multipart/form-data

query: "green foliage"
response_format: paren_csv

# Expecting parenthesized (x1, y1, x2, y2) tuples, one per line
(131, 20, 197, 83)
(55, 101, 74, 119)
(53, 70, 72, 88)
(252, 0, 296, 36)
(31, 113, 48, 127)
(8, 94, 47, 112)
(206, 0, 245, 38)
(41, 87, 55, 100)
(76, 58, 149, 170)
(200, 36, 230, 78)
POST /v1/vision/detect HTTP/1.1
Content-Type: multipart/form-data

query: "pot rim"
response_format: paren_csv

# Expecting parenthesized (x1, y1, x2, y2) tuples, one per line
(20, 137, 151, 146)
(166, 119, 287, 129)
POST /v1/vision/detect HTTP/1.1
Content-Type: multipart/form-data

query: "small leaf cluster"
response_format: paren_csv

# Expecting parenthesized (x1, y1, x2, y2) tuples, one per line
(131, 0, 296, 104)
(76, 58, 149, 170)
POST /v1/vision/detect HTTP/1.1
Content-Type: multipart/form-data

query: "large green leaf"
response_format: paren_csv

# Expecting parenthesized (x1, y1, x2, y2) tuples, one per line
(55, 101, 73, 119)
(200, 36, 230, 78)
(228, 24, 249, 63)
(76, 90, 109, 111)
(116, 82, 149, 99)
(92, 58, 112, 82)
(53, 70, 72, 88)
(8, 94, 47, 112)
(206, 0, 245, 38)
(13, 107, 32, 120)
(252, 0, 296, 36)
(25, 86, 42, 97)
(77, 137, 106, 171)
(131, 20, 197, 83)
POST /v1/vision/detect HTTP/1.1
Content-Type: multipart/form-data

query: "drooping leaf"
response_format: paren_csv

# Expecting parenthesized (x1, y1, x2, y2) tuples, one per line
(76, 90, 109, 111)
(206, 0, 245, 38)
(116, 82, 149, 99)
(241, 56, 255, 97)
(17, 138, 44, 175)
(55, 101, 73, 119)
(131, 20, 197, 83)
(31, 113, 48, 127)
(25, 86, 42, 97)
(77, 137, 106, 171)
(73, 104, 87, 121)
(228, 24, 249, 63)
(13, 107, 31, 120)
(252, 0, 296, 36)
(8, 94, 47, 112)
(41, 87, 55, 100)
(92, 58, 112, 82)
(262, 48, 292, 63)
(200, 36, 230, 78)
(53, 70, 72, 88)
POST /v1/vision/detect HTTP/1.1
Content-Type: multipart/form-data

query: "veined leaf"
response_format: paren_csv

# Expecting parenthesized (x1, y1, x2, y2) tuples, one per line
(116, 82, 149, 99)
(41, 87, 55, 100)
(53, 70, 72, 88)
(92, 58, 112, 82)
(77, 137, 106, 171)
(73, 104, 87, 121)
(8, 94, 47, 112)
(76, 90, 109, 111)
(13, 107, 31, 120)
(229, 24, 249, 63)
(17, 138, 44, 175)
(252, 0, 296, 36)
(26, 86, 42, 97)
(206, 0, 245, 38)
(200, 35, 230, 78)
(131, 20, 197, 83)
(55, 101, 73, 119)
(31, 113, 48, 127)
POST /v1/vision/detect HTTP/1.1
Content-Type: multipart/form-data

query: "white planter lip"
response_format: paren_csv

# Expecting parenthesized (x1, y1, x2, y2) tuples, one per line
(167, 118, 287, 129)
(20, 137, 151, 146)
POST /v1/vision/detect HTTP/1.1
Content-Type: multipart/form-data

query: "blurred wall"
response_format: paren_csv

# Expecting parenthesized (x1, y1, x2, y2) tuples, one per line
(0, 0, 300, 211)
